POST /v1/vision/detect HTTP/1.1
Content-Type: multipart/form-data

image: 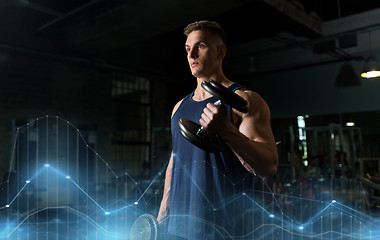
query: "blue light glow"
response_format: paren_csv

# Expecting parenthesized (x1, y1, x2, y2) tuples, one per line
(0, 116, 379, 239)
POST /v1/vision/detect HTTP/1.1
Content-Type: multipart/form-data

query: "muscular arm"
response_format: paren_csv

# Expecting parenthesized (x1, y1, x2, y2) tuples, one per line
(200, 90, 278, 178)
(157, 152, 173, 223)
(157, 100, 182, 222)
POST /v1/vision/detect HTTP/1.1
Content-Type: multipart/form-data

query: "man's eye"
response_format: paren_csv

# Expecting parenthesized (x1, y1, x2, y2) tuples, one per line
(198, 44, 205, 48)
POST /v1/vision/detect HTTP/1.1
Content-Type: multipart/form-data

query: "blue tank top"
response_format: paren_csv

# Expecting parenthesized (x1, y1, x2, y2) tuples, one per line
(168, 83, 255, 240)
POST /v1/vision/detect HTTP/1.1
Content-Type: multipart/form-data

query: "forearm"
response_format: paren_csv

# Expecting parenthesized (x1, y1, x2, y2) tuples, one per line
(157, 187, 170, 222)
(219, 124, 278, 178)
(157, 154, 173, 223)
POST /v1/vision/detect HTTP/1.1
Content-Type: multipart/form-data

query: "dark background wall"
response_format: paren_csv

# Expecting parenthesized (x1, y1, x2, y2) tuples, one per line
(248, 57, 380, 119)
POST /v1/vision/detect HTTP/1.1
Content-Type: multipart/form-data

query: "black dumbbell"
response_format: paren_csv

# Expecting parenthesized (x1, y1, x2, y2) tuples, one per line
(178, 80, 248, 152)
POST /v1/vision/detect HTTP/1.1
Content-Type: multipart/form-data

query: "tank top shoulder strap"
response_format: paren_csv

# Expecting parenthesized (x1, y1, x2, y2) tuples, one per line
(175, 92, 194, 111)
(228, 82, 245, 92)
(182, 92, 193, 102)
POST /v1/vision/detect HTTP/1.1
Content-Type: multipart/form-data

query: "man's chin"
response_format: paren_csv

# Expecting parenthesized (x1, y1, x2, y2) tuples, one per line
(191, 71, 200, 77)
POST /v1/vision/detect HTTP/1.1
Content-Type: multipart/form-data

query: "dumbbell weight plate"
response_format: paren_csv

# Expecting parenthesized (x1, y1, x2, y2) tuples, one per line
(130, 214, 158, 240)
(178, 118, 225, 152)
(201, 80, 248, 113)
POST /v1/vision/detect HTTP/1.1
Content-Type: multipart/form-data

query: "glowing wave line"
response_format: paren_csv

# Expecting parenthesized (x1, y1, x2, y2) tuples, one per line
(1, 163, 379, 239)
(2, 115, 380, 239)
(0, 206, 128, 239)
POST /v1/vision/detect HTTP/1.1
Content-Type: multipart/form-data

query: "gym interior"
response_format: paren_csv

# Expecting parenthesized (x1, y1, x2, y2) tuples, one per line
(1, 0, 380, 239)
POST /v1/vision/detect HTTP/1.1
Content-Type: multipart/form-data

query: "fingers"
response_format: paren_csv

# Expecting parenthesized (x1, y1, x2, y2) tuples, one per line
(202, 104, 214, 120)
(199, 103, 226, 132)
(205, 103, 220, 116)
(200, 103, 216, 127)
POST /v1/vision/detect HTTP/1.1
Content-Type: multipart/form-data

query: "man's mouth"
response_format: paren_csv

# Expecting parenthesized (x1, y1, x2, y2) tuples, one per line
(191, 62, 199, 68)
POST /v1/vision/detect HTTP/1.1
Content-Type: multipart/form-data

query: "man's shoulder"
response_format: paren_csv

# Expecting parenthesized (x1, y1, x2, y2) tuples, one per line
(171, 99, 184, 118)
(172, 92, 194, 118)
(233, 89, 270, 117)
(234, 89, 264, 103)
(171, 91, 195, 117)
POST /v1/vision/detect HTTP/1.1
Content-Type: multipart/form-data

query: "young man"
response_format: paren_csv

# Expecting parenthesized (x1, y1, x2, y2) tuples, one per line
(157, 20, 278, 239)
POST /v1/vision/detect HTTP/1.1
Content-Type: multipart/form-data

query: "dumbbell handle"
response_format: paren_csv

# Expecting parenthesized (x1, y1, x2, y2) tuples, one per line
(196, 99, 222, 135)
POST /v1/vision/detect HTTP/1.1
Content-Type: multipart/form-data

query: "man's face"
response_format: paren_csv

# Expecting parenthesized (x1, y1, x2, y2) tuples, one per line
(185, 30, 223, 78)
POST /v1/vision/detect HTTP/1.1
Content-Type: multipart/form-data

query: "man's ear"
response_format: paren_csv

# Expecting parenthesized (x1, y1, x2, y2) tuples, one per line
(218, 44, 226, 59)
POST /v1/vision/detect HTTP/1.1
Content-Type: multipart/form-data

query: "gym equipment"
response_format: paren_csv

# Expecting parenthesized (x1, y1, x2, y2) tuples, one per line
(178, 80, 248, 152)
(130, 214, 158, 240)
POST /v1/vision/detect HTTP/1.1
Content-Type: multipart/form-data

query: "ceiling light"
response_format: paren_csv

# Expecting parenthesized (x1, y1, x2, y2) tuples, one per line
(361, 56, 380, 78)
(345, 121, 355, 127)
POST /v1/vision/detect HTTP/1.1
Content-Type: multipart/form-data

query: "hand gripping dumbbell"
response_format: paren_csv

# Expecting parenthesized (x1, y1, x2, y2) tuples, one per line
(178, 80, 248, 152)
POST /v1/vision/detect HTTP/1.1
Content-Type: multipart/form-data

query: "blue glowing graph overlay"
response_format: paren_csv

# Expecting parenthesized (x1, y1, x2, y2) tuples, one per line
(0, 116, 379, 239)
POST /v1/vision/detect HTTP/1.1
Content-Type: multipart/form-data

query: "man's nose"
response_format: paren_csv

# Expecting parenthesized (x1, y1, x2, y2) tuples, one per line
(189, 48, 198, 59)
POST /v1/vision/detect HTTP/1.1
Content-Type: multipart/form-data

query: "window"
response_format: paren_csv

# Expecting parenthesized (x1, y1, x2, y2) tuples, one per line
(111, 73, 151, 176)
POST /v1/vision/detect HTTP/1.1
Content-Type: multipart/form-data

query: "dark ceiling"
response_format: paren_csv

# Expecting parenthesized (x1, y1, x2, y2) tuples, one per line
(1, 0, 380, 81)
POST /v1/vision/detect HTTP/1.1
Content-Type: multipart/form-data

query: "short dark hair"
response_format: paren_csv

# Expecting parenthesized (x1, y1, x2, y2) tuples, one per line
(184, 20, 226, 45)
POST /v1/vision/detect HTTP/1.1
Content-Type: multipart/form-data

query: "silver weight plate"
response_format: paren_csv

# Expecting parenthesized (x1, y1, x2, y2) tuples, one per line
(130, 214, 158, 240)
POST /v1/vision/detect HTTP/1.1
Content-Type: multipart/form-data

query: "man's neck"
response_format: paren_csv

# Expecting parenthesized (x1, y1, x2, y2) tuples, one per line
(193, 75, 231, 101)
